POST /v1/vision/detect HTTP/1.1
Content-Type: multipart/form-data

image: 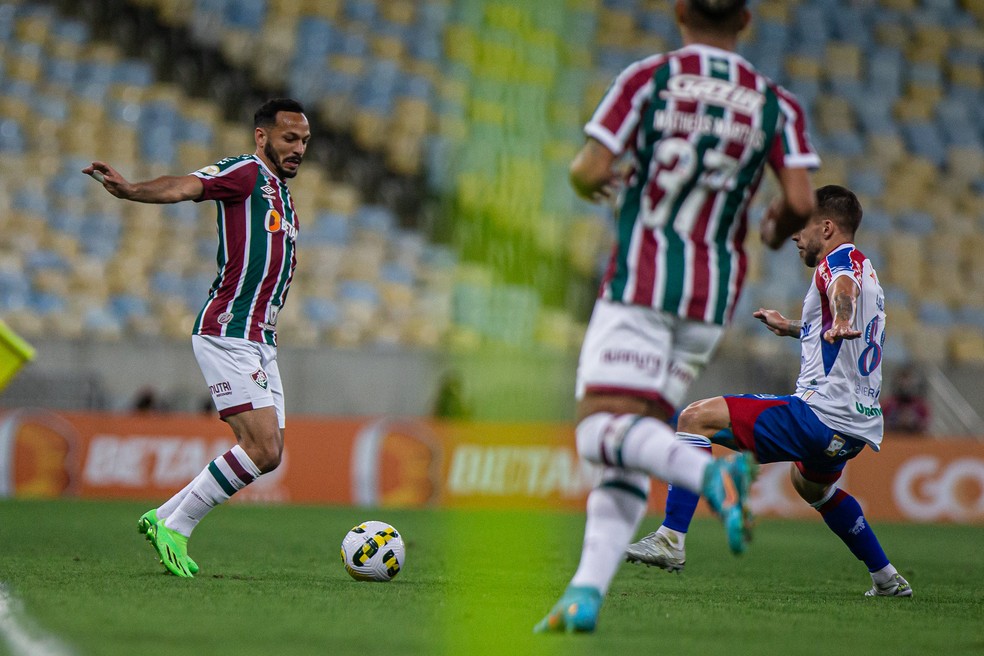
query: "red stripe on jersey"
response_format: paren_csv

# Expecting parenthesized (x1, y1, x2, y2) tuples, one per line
(728, 213, 749, 323)
(727, 63, 758, 160)
(669, 52, 702, 126)
(818, 266, 834, 334)
(596, 56, 668, 143)
(199, 162, 260, 332)
(685, 204, 714, 318)
(849, 248, 866, 286)
(202, 200, 250, 331)
(774, 85, 811, 156)
(633, 225, 658, 305)
(247, 232, 283, 342)
(768, 124, 787, 171)
(199, 162, 257, 203)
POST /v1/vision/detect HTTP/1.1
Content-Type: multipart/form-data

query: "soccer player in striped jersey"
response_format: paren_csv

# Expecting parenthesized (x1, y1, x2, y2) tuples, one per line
(83, 98, 310, 577)
(536, 0, 818, 633)
(628, 185, 911, 598)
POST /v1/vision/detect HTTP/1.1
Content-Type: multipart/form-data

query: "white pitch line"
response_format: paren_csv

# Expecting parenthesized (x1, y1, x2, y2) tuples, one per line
(0, 584, 74, 656)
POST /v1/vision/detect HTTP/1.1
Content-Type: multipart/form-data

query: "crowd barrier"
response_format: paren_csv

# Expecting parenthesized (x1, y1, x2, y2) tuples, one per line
(1, 409, 981, 523)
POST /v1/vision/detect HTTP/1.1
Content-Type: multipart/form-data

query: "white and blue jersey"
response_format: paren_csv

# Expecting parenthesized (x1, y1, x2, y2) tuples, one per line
(795, 243, 886, 449)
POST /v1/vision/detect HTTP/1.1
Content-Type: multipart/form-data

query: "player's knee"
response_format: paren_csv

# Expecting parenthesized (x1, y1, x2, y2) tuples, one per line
(676, 402, 702, 433)
(575, 412, 611, 463)
(790, 466, 828, 505)
(242, 435, 282, 473)
(677, 398, 716, 434)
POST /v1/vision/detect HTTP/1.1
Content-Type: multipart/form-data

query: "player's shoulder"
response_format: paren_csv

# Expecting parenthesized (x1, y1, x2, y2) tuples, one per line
(618, 51, 674, 80)
(194, 153, 257, 177)
(824, 242, 859, 264)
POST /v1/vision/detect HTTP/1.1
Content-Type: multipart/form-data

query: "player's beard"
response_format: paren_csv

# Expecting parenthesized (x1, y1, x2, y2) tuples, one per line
(802, 240, 822, 268)
(265, 141, 300, 179)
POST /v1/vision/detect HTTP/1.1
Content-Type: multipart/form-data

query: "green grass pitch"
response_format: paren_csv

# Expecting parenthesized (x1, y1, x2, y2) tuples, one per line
(0, 499, 981, 656)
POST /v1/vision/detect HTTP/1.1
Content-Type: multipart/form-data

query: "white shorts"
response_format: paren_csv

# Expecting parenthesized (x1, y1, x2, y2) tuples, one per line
(192, 334, 285, 429)
(575, 299, 726, 414)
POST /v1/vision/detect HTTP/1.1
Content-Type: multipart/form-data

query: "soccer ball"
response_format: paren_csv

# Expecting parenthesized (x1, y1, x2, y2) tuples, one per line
(340, 521, 405, 582)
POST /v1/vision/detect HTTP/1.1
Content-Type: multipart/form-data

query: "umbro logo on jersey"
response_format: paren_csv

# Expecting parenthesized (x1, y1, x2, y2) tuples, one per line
(661, 74, 765, 113)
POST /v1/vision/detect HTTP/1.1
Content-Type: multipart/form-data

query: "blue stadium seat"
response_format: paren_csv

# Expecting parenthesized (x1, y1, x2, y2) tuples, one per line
(83, 305, 123, 333)
(902, 122, 947, 167)
(859, 207, 893, 234)
(0, 117, 26, 153)
(31, 293, 67, 316)
(294, 18, 337, 61)
(919, 300, 955, 326)
(355, 205, 396, 237)
(345, 0, 377, 24)
(44, 57, 80, 86)
(164, 200, 200, 227)
(307, 212, 352, 245)
(305, 297, 342, 328)
(793, 5, 830, 47)
(956, 306, 984, 330)
(339, 280, 380, 305)
(224, 0, 266, 30)
(896, 211, 935, 236)
(380, 262, 415, 286)
(110, 294, 151, 320)
(151, 271, 185, 297)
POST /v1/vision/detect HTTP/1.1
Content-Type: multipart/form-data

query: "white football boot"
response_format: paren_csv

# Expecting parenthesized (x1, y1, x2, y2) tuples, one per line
(864, 573, 913, 597)
(625, 530, 686, 572)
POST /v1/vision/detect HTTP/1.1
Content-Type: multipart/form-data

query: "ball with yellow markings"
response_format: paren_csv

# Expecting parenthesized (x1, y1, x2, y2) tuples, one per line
(340, 521, 405, 582)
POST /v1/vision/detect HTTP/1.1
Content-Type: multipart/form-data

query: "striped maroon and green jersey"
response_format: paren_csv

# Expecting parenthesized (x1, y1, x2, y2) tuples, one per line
(586, 44, 820, 325)
(190, 153, 299, 346)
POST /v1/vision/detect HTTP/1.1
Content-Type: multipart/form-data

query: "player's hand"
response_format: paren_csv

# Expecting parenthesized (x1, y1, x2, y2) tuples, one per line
(759, 197, 785, 250)
(753, 308, 788, 336)
(823, 323, 862, 343)
(82, 161, 133, 199)
(590, 170, 625, 205)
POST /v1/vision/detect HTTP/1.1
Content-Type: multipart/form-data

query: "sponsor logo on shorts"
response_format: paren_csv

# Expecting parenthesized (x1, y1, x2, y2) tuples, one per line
(218, 312, 234, 324)
(855, 402, 882, 417)
(251, 369, 268, 390)
(824, 434, 846, 457)
(600, 349, 662, 375)
(209, 381, 232, 398)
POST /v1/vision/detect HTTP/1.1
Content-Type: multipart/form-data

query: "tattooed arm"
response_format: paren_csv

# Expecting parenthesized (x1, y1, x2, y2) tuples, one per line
(823, 276, 863, 343)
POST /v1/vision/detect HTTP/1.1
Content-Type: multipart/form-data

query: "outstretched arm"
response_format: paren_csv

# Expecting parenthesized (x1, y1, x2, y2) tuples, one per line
(83, 161, 203, 204)
(569, 138, 620, 203)
(823, 275, 862, 343)
(753, 308, 802, 338)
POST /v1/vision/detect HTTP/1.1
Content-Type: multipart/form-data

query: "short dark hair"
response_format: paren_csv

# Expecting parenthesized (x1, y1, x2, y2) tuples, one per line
(254, 98, 305, 129)
(685, 0, 748, 33)
(815, 184, 863, 235)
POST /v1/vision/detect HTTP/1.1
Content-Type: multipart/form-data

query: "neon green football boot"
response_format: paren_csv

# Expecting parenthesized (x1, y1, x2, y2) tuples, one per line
(138, 509, 199, 575)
